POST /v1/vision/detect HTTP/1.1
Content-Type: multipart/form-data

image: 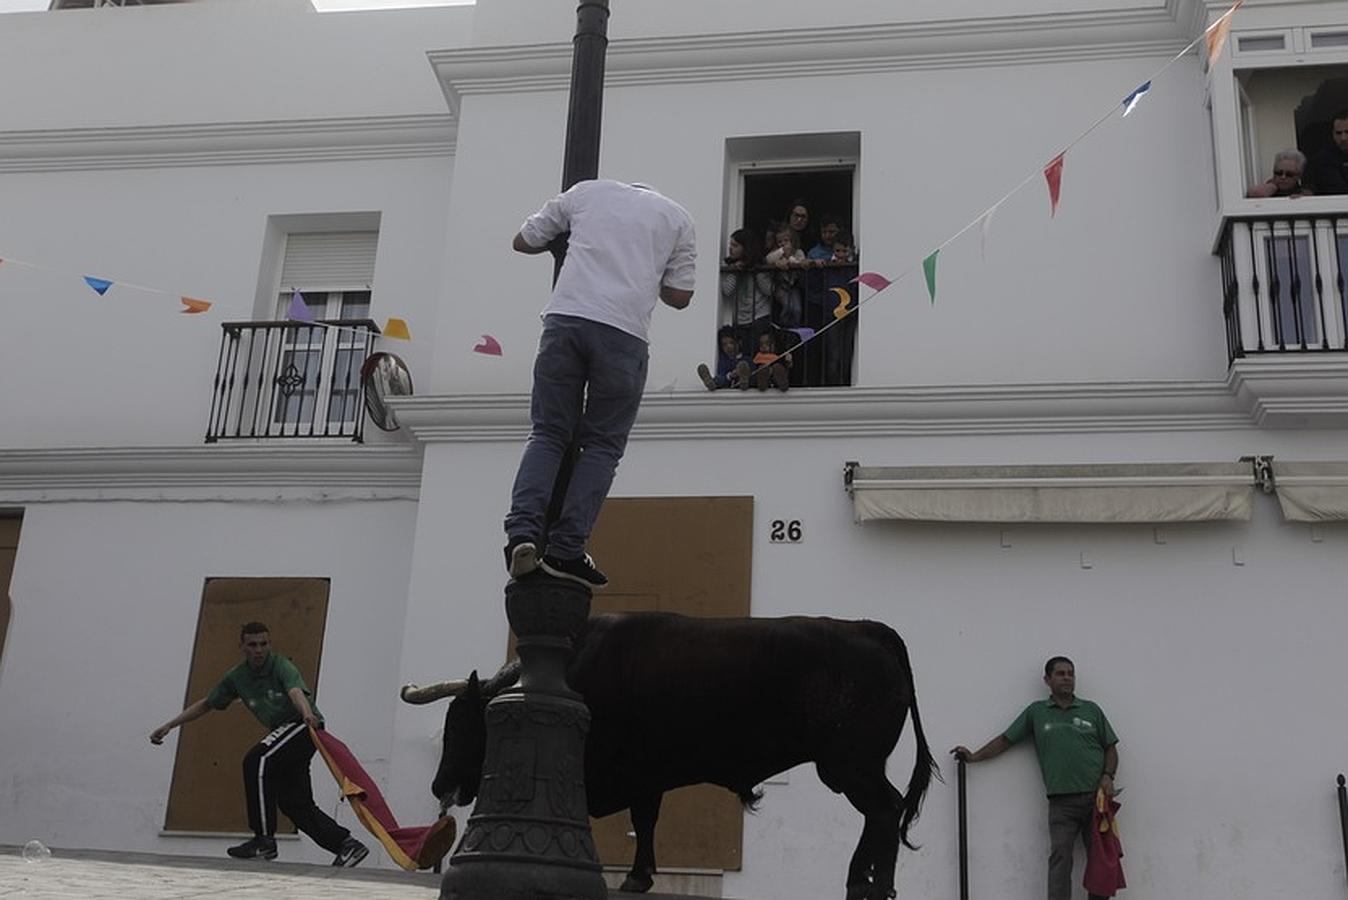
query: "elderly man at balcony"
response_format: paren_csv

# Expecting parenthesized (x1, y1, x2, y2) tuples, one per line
(1308, 109, 1348, 195)
(1247, 149, 1312, 198)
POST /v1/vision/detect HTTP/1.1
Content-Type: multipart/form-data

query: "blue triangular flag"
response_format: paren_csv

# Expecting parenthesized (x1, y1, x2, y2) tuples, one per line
(287, 290, 314, 322)
(1121, 81, 1151, 117)
(84, 276, 113, 296)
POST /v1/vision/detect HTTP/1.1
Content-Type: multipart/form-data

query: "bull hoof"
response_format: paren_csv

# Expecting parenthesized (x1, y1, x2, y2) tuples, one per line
(618, 872, 654, 893)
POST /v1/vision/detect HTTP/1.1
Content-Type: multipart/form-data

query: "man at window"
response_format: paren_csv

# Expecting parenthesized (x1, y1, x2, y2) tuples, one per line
(1307, 109, 1348, 195)
(1247, 149, 1312, 198)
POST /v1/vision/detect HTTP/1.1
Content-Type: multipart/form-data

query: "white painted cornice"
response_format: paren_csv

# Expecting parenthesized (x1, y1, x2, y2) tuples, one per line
(0, 444, 423, 503)
(1227, 355, 1348, 427)
(429, 4, 1196, 109)
(0, 114, 456, 174)
(387, 380, 1255, 443)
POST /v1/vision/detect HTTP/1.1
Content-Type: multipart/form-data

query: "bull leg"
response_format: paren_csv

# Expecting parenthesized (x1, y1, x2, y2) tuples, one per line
(823, 760, 902, 900)
(618, 793, 662, 893)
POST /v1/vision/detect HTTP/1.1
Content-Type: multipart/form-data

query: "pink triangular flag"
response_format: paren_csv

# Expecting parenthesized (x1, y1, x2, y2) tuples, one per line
(287, 290, 314, 322)
(473, 334, 502, 356)
(1044, 153, 1066, 217)
(854, 272, 892, 292)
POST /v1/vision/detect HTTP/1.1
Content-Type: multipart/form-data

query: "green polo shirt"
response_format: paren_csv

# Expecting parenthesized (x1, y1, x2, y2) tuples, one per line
(205, 652, 322, 730)
(1003, 697, 1117, 796)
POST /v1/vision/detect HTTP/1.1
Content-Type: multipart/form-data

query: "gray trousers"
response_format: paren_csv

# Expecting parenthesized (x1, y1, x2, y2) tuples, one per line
(1047, 792, 1108, 900)
(505, 314, 648, 559)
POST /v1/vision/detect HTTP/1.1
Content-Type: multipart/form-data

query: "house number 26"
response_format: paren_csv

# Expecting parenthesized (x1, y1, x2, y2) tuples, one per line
(770, 520, 803, 543)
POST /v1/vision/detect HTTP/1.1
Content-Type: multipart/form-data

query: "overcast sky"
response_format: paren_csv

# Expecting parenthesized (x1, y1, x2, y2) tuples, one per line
(0, 0, 474, 12)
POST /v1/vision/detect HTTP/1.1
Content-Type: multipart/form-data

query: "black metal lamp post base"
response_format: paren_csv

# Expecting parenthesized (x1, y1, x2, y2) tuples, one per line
(441, 577, 606, 900)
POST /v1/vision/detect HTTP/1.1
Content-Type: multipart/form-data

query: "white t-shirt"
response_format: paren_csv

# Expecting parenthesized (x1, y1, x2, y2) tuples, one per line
(518, 179, 697, 343)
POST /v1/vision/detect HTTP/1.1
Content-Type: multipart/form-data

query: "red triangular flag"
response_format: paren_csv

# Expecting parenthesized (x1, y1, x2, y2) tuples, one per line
(473, 334, 503, 356)
(854, 272, 892, 292)
(1044, 153, 1066, 217)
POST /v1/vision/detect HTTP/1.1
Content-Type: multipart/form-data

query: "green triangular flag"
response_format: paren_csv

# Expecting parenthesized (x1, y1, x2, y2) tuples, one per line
(922, 249, 939, 304)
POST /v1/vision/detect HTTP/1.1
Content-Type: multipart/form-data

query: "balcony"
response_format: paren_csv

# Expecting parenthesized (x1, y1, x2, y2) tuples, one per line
(205, 319, 378, 443)
(1216, 211, 1348, 426)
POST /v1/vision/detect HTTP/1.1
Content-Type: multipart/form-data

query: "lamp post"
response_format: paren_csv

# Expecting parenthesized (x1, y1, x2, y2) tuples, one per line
(440, 4, 611, 899)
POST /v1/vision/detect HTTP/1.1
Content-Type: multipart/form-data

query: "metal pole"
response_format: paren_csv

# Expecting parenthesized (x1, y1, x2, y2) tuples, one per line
(959, 758, 969, 900)
(543, 0, 610, 543)
(1338, 774, 1348, 887)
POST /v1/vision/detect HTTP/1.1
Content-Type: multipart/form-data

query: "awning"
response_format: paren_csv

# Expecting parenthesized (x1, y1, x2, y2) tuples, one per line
(845, 462, 1254, 524)
(1271, 461, 1348, 521)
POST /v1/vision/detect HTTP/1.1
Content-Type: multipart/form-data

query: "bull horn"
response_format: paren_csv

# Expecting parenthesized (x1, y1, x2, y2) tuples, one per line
(400, 679, 469, 704)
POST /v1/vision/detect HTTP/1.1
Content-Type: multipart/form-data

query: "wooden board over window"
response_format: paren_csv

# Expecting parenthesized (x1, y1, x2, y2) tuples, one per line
(583, 497, 753, 874)
(0, 517, 20, 675)
(163, 578, 330, 834)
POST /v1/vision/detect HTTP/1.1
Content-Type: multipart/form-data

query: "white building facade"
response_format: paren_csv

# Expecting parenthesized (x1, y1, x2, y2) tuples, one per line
(1, 1, 1347, 898)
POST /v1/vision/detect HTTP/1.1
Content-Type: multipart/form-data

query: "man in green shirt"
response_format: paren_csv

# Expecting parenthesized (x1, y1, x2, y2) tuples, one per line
(952, 656, 1119, 900)
(150, 622, 368, 867)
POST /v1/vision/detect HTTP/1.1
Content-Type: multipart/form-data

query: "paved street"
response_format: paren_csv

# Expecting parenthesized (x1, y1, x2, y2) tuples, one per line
(0, 846, 439, 899)
(0, 846, 714, 899)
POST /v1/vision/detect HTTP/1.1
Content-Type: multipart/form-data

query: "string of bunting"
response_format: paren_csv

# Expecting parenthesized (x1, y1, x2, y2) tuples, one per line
(0, 1, 1242, 379)
(748, 0, 1242, 378)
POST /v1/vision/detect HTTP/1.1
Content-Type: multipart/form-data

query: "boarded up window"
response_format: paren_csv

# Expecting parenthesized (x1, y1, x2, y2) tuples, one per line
(583, 498, 753, 873)
(163, 578, 330, 833)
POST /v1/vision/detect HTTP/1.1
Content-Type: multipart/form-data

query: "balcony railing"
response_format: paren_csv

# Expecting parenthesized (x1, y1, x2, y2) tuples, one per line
(721, 262, 860, 387)
(205, 319, 379, 443)
(1217, 213, 1348, 362)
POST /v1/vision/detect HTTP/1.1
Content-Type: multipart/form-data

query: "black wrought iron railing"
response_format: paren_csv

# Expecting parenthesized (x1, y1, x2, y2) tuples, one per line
(1217, 213, 1348, 362)
(719, 261, 860, 388)
(205, 319, 379, 442)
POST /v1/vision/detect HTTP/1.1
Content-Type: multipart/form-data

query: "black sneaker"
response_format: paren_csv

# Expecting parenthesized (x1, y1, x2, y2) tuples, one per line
(734, 360, 752, 389)
(540, 553, 608, 590)
(227, 836, 277, 860)
(504, 536, 539, 578)
(770, 362, 790, 392)
(332, 837, 369, 868)
(696, 363, 718, 391)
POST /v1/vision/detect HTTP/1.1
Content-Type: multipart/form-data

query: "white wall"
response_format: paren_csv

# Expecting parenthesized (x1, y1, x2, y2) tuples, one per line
(0, 498, 421, 866)
(392, 425, 1348, 898)
(433, 51, 1226, 395)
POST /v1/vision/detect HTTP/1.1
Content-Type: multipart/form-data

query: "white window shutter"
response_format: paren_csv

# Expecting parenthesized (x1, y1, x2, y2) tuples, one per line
(280, 232, 378, 291)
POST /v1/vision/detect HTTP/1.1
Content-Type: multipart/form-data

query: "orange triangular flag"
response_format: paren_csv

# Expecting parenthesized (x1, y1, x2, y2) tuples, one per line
(180, 297, 212, 314)
(382, 317, 411, 341)
(1205, 1, 1242, 69)
(1044, 153, 1066, 217)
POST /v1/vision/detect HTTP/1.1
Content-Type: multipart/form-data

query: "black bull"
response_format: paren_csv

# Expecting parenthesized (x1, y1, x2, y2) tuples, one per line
(406, 613, 936, 900)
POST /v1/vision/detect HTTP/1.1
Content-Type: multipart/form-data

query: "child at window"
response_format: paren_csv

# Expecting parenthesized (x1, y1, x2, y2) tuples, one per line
(751, 329, 792, 392)
(765, 229, 806, 328)
(697, 325, 752, 391)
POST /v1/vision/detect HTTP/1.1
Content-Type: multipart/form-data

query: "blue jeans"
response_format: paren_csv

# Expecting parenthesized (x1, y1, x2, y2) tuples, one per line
(505, 314, 649, 559)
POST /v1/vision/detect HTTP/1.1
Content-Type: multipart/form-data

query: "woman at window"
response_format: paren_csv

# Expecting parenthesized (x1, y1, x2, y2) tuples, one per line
(721, 228, 774, 354)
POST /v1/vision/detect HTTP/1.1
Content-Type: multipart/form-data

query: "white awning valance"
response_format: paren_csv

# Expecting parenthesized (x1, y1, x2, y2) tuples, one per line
(846, 462, 1255, 524)
(1271, 461, 1348, 522)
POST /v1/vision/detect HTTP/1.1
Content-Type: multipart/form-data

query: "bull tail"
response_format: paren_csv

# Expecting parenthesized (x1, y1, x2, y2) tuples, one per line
(892, 634, 939, 851)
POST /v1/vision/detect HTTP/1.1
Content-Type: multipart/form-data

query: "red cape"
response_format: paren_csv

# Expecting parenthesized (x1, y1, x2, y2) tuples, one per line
(310, 727, 457, 870)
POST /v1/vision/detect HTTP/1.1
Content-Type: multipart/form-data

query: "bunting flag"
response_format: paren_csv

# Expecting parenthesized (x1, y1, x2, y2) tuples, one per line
(854, 272, 893, 292)
(83, 276, 113, 296)
(830, 286, 853, 319)
(179, 297, 212, 314)
(473, 334, 503, 356)
(287, 290, 314, 322)
(382, 317, 411, 340)
(922, 250, 940, 304)
(1044, 153, 1066, 217)
(979, 203, 999, 260)
(1121, 81, 1151, 117)
(1205, 1, 1242, 69)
